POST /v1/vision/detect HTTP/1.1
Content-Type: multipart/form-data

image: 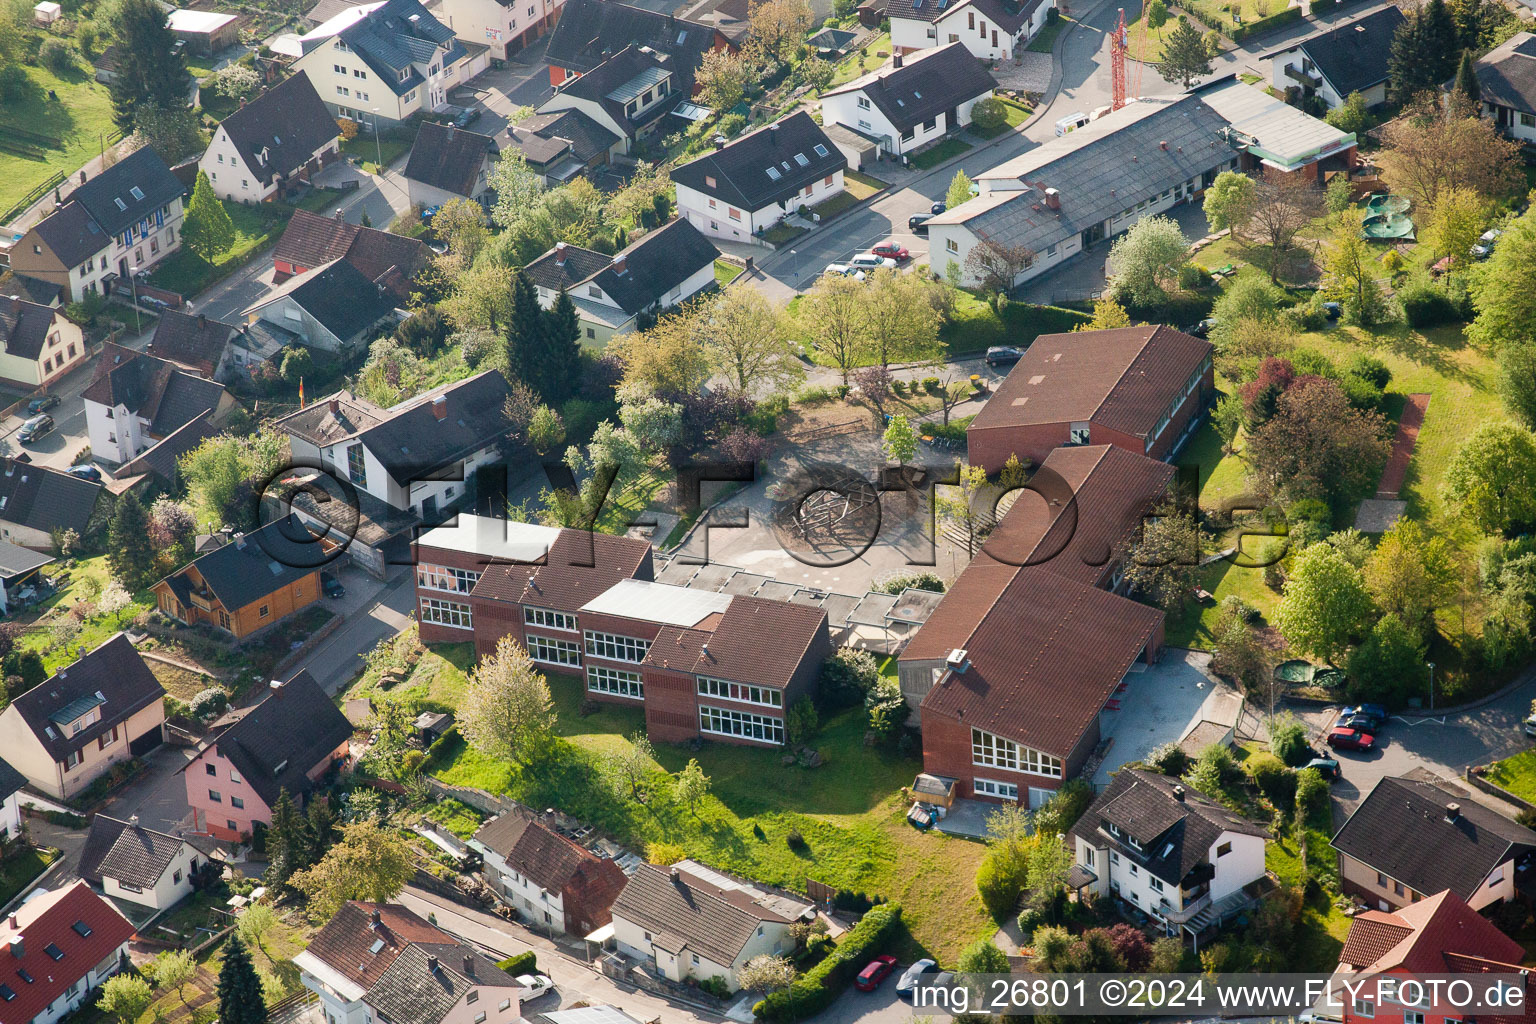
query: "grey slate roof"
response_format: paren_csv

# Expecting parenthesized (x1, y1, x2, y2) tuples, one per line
(203, 669, 353, 807)
(82, 345, 230, 437)
(70, 147, 183, 239)
(160, 515, 330, 613)
(366, 942, 519, 1024)
(1272, 6, 1404, 98)
(29, 201, 107, 269)
(302, 0, 465, 98)
(611, 863, 792, 966)
(0, 538, 52, 579)
(554, 46, 684, 138)
(1331, 775, 1536, 902)
(146, 309, 236, 377)
(352, 370, 512, 482)
(823, 43, 996, 134)
(9, 635, 164, 763)
(0, 756, 25, 802)
(0, 296, 63, 362)
(508, 110, 620, 166)
(1, 273, 64, 307)
(1068, 769, 1270, 887)
(118, 410, 223, 483)
(544, 0, 715, 76)
(149, 371, 228, 435)
(938, 94, 1236, 253)
(886, 0, 1040, 32)
(78, 814, 211, 889)
(404, 122, 495, 198)
(217, 74, 340, 186)
(0, 457, 105, 537)
(256, 257, 397, 344)
(304, 0, 355, 25)
(670, 112, 846, 213)
(1472, 32, 1536, 116)
(523, 218, 719, 316)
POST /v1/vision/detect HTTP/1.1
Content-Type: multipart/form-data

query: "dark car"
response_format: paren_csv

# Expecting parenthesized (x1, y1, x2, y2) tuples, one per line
(1304, 757, 1341, 780)
(1340, 713, 1383, 733)
(1341, 703, 1387, 722)
(895, 959, 937, 998)
(452, 107, 482, 129)
(873, 242, 911, 262)
(17, 414, 53, 444)
(26, 394, 59, 415)
(986, 345, 1025, 366)
(1183, 318, 1216, 339)
(855, 955, 899, 992)
(908, 213, 934, 236)
(930, 201, 947, 215)
(321, 571, 345, 599)
(66, 465, 101, 482)
(1326, 727, 1375, 752)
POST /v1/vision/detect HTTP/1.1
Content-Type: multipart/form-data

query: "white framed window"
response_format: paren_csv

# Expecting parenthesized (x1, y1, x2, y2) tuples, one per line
(973, 778, 1018, 800)
(525, 607, 577, 631)
(588, 666, 643, 699)
(418, 564, 480, 594)
(528, 635, 582, 667)
(1149, 875, 1164, 892)
(585, 631, 650, 663)
(697, 677, 782, 709)
(971, 728, 1062, 777)
(700, 705, 783, 745)
(65, 749, 83, 770)
(420, 598, 472, 629)
(1353, 1000, 1374, 1018)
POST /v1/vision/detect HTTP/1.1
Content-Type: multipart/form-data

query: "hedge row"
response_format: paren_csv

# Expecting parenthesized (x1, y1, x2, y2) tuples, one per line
(496, 951, 538, 975)
(754, 903, 903, 1021)
(1227, 5, 1302, 42)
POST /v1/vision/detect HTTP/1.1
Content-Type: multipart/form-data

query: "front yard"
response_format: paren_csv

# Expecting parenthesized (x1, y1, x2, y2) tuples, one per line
(405, 645, 993, 961)
(19, 555, 157, 672)
(147, 201, 285, 297)
(0, 846, 60, 908)
(908, 138, 973, 170)
(1483, 749, 1536, 805)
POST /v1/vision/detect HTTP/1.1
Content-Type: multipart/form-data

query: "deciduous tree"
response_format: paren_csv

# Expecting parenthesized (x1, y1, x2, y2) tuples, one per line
(1245, 377, 1389, 503)
(935, 463, 990, 557)
(613, 301, 712, 398)
(1107, 215, 1189, 307)
(1275, 544, 1374, 665)
(153, 950, 198, 1013)
(1378, 96, 1523, 208)
(798, 271, 869, 383)
(488, 150, 545, 231)
(1471, 206, 1536, 350)
(699, 288, 804, 395)
(1122, 503, 1202, 612)
(1323, 212, 1391, 325)
(1203, 170, 1256, 239)
(697, 47, 753, 111)
(748, 0, 813, 63)
(431, 198, 489, 262)
(602, 731, 657, 801)
(1441, 421, 1536, 534)
(1364, 519, 1457, 632)
(882, 414, 918, 468)
(1246, 170, 1323, 284)
(458, 635, 557, 768)
(289, 821, 415, 922)
(1497, 341, 1536, 428)
(947, 169, 975, 211)
(98, 974, 153, 1024)
(965, 239, 1036, 308)
(1419, 186, 1488, 273)
(864, 268, 941, 367)
(675, 758, 711, 813)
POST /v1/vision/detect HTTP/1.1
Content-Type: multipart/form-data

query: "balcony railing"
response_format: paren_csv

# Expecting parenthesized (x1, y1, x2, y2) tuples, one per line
(1284, 65, 1322, 89)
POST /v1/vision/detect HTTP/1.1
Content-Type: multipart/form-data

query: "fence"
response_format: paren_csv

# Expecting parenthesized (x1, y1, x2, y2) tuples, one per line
(0, 170, 67, 227)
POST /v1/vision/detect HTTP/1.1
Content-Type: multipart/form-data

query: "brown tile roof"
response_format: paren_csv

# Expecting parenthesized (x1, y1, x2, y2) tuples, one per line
(305, 901, 457, 991)
(918, 569, 1162, 758)
(611, 863, 792, 967)
(968, 325, 1212, 439)
(903, 445, 1171, 663)
(146, 309, 237, 376)
(470, 530, 653, 611)
(641, 594, 827, 688)
(1337, 890, 1526, 974)
(273, 209, 431, 283)
(472, 811, 626, 915)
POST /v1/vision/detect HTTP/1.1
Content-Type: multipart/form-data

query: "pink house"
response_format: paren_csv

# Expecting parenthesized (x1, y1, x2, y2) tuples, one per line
(183, 669, 353, 842)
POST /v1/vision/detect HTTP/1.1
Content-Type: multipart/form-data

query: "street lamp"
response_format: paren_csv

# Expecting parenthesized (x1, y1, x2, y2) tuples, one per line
(789, 249, 797, 286)
(369, 109, 384, 171)
(1428, 661, 1436, 712)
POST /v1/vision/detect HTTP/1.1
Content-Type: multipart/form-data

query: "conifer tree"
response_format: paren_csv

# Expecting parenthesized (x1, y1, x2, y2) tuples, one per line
(541, 289, 582, 402)
(217, 934, 266, 1024)
(504, 271, 545, 396)
(106, 493, 156, 591)
(107, 0, 188, 130)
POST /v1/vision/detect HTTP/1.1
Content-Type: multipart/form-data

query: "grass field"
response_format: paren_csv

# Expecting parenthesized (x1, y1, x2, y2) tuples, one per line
(1026, 15, 1072, 52)
(824, 34, 892, 89)
(908, 138, 973, 170)
(843, 171, 886, 202)
(148, 201, 282, 296)
(415, 647, 993, 961)
(968, 98, 1033, 140)
(0, 847, 58, 908)
(0, 65, 118, 221)
(1484, 749, 1536, 805)
(937, 290, 1090, 354)
(715, 259, 744, 285)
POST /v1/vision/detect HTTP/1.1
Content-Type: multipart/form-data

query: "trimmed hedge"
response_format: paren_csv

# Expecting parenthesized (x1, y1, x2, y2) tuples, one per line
(1227, 5, 1302, 41)
(754, 903, 902, 1021)
(497, 951, 538, 975)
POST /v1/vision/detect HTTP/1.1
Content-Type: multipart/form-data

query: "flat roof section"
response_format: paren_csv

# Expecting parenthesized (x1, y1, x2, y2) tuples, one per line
(581, 578, 733, 627)
(415, 514, 561, 563)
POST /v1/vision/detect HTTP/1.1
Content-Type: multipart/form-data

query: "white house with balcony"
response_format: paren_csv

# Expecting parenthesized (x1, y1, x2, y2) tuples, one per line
(820, 44, 996, 158)
(887, 0, 1053, 61)
(1067, 769, 1270, 944)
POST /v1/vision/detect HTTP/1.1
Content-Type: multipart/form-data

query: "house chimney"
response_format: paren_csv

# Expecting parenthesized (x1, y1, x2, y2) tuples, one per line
(1159, 139, 1168, 150)
(269, 678, 286, 692)
(670, 866, 681, 881)
(371, 909, 382, 928)
(611, 254, 627, 276)
(329, 398, 340, 415)
(238, 96, 246, 107)
(1172, 785, 1185, 801)
(1446, 802, 1461, 822)
(1043, 187, 1061, 210)
(554, 241, 568, 266)
(892, 52, 903, 68)
(463, 955, 474, 976)
(197, 313, 207, 329)
(8, 935, 21, 959)
(431, 395, 447, 421)
(233, 532, 246, 549)
(427, 955, 439, 973)
(769, 123, 780, 143)
(6, 913, 17, 930)
(129, 814, 140, 826)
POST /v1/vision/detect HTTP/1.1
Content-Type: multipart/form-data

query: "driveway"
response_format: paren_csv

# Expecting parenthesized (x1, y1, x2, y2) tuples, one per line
(98, 745, 200, 835)
(299, 565, 416, 696)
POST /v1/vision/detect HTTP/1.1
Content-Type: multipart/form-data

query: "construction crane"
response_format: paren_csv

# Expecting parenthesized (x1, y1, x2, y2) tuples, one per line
(1110, 7, 1128, 111)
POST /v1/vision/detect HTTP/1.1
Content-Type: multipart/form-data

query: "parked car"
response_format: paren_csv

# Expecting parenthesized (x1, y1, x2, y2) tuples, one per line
(1182, 319, 1216, 339)
(986, 345, 1025, 366)
(66, 465, 102, 482)
(824, 263, 868, 281)
(1525, 715, 1536, 738)
(516, 975, 554, 999)
(452, 106, 482, 129)
(908, 213, 934, 236)
(1340, 713, 1383, 733)
(1321, 301, 1343, 320)
(26, 394, 59, 415)
(1304, 757, 1341, 780)
(321, 571, 345, 598)
(849, 252, 898, 271)
(1326, 727, 1375, 752)
(1472, 228, 1502, 259)
(17, 414, 53, 444)
(855, 955, 899, 992)
(872, 242, 911, 262)
(895, 959, 937, 998)
(930, 201, 947, 215)
(1341, 703, 1387, 722)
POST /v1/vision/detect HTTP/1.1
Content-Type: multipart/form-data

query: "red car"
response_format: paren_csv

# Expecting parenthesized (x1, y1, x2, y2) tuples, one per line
(855, 955, 900, 992)
(1327, 726, 1375, 752)
(872, 242, 911, 263)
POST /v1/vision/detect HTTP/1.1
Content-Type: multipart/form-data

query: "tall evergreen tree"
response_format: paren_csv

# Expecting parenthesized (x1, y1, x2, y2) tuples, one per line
(106, 493, 156, 590)
(504, 271, 545, 397)
(216, 934, 266, 1024)
(305, 797, 338, 865)
(107, 0, 188, 131)
(1453, 50, 1482, 111)
(265, 789, 305, 887)
(1388, 0, 1459, 105)
(541, 288, 583, 402)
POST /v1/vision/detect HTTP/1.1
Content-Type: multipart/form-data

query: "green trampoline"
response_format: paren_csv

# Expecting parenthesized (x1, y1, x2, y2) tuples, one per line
(1365, 193, 1410, 215)
(1362, 212, 1414, 239)
(1274, 659, 1315, 684)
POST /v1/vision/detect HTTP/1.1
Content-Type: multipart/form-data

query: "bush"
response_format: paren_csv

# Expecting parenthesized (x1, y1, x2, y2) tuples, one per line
(188, 687, 229, 720)
(874, 572, 945, 595)
(786, 699, 819, 745)
(1286, 497, 1331, 527)
(754, 904, 902, 1020)
(786, 829, 807, 851)
(1344, 353, 1391, 390)
(1143, 741, 1189, 776)
(1338, 372, 1384, 411)
(819, 648, 880, 709)
(39, 38, 74, 72)
(1269, 712, 1309, 766)
(1280, 299, 1327, 332)
(1400, 281, 1462, 328)
(496, 951, 537, 975)
(969, 97, 1008, 133)
(976, 845, 1027, 919)
(1294, 767, 1328, 818)
(1245, 752, 1297, 809)
(1033, 778, 1095, 836)
(1178, 264, 1213, 290)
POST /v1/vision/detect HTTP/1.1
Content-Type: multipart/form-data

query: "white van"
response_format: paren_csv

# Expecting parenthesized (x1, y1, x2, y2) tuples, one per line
(1054, 112, 1089, 136)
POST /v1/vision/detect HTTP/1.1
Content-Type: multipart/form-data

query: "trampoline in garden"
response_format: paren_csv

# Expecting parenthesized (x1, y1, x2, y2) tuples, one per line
(1274, 659, 1316, 684)
(1365, 193, 1411, 215)
(1362, 212, 1415, 239)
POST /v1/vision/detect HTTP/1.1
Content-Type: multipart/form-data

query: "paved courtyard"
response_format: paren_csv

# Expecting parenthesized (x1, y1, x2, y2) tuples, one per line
(1094, 649, 1228, 786)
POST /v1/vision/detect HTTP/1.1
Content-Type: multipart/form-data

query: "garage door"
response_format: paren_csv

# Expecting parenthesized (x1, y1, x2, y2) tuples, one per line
(129, 727, 163, 757)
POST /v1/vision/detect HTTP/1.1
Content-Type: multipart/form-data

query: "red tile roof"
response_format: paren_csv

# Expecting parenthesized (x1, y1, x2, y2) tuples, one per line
(303, 901, 457, 992)
(1337, 890, 1526, 974)
(918, 568, 1162, 758)
(1, 881, 136, 1023)
(968, 325, 1212, 438)
(641, 595, 827, 689)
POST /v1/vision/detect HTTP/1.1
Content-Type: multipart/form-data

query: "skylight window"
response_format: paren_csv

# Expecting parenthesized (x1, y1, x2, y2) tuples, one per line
(813, 144, 829, 157)
(369, 939, 386, 954)
(44, 943, 64, 961)
(17, 969, 33, 984)
(0, 985, 13, 1002)
(765, 166, 781, 180)
(129, 187, 144, 201)
(793, 153, 809, 167)
(71, 921, 92, 938)
(113, 198, 127, 211)
(913, 90, 922, 98)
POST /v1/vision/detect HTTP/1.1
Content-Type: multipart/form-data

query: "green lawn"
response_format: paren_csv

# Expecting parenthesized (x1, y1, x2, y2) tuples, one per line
(843, 171, 886, 202)
(0, 65, 118, 221)
(908, 138, 972, 170)
(714, 259, 744, 285)
(425, 652, 994, 961)
(342, 130, 413, 173)
(1026, 14, 1072, 52)
(21, 555, 157, 672)
(1263, 800, 1350, 971)
(936, 289, 1090, 354)
(0, 847, 58, 908)
(968, 98, 1033, 140)
(825, 34, 892, 89)
(807, 189, 861, 221)
(147, 201, 282, 297)
(1485, 748, 1536, 804)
